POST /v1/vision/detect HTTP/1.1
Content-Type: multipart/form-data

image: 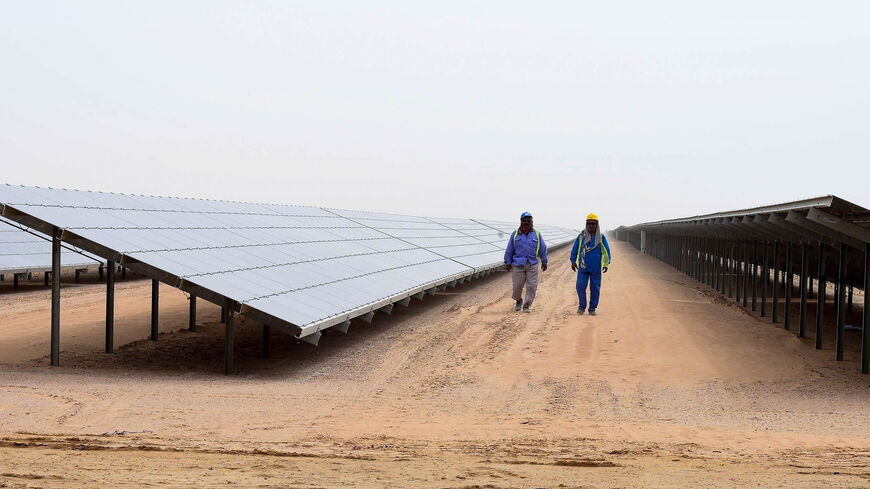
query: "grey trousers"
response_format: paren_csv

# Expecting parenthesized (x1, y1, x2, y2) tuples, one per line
(511, 262, 539, 306)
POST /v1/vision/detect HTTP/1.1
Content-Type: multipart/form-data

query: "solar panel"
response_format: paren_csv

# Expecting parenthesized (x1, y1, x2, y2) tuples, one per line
(0, 184, 578, 340)
(0, 217, 101, 276)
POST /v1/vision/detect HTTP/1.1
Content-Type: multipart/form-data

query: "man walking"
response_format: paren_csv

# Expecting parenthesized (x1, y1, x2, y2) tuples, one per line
(570, 213, 611, 315)
(504, 212, 548, 313)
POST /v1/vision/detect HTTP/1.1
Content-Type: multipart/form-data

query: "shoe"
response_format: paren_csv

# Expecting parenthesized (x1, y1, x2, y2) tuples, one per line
(589, 310, 597, 316)
(514, 300, 522, 312)
(522, 305, 531, 313)
(577, 307, 585, 315)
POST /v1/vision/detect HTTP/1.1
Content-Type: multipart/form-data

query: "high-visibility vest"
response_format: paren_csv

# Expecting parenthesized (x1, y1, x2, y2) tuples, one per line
(575, 233, 610, 269)
(512, 228, 541, 259)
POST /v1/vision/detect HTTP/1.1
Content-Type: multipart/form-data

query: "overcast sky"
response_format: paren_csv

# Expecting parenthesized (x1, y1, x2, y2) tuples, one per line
(1, 1, 868, 230)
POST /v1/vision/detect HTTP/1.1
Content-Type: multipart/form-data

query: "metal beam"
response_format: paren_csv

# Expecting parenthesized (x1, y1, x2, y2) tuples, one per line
(806, 208, 870, 249)
(785, 210, 859, 249)
(333, 319, 351, 334)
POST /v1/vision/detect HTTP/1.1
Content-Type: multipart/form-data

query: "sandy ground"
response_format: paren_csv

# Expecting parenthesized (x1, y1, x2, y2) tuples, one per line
(1, 242, 869, 488)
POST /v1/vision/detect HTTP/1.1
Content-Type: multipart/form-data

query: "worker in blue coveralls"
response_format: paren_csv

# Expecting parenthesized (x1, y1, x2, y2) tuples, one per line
(570, 213, 611, 316)
(504, 212, 548, 313)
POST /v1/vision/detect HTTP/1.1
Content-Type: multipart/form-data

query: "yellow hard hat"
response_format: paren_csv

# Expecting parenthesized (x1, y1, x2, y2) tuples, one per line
(586, 213, 599, 221)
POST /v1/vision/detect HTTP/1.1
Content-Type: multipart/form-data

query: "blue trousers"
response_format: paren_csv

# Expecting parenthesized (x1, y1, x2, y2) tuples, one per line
(576, 269, 602, 310)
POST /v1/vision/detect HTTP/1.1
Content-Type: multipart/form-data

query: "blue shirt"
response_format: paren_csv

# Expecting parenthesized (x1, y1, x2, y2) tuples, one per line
(504, 229, 548, 266)
(569, 233, 611, 271)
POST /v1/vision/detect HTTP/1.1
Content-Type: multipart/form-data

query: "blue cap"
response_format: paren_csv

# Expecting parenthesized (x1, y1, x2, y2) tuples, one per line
(520, 212, 532, 219)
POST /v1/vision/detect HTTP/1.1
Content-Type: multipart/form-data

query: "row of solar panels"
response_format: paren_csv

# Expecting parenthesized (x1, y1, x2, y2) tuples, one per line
(616, 195, 870, 285)
(0, 217, 101, 276)
(0, 184, 579, 341)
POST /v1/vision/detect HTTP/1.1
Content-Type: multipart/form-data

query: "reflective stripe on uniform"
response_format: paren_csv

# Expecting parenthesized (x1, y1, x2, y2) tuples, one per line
(512, 228, 541, 259)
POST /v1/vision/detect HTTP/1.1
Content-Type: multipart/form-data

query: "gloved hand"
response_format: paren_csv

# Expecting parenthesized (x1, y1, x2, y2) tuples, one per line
(505, 263, 512, 272)
(571, 263, 577, 272)
(541, 262, 548, 272)
(602, 266, 609, 274)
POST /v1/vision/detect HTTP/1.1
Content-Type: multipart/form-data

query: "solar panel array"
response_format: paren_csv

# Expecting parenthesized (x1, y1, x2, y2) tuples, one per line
(0, 217, 100, 275)
(0, 184, 579, 339)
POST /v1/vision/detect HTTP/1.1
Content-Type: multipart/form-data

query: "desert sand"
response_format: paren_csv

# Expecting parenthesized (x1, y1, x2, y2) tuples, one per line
(1, 242, 868, 488)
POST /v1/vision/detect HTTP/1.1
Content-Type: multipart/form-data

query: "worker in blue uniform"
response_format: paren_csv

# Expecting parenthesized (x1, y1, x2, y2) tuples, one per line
(570, 213, 611, 315)
(504, 212, 548, 313)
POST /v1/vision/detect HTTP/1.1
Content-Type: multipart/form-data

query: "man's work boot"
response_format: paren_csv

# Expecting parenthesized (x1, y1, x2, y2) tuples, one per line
(588, 309, 597, 316)
(577, 307, 585, 315)
(514, 300, 522, 312)
(522, 304, 531, 313)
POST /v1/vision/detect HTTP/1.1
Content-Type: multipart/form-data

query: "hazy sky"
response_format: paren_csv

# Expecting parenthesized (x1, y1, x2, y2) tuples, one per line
(1, 1, 868, 230)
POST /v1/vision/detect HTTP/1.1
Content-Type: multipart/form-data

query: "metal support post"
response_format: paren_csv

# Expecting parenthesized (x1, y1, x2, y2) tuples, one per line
(50, 227, 61, 366)
(189, 295, 197, 332)
(225, 299, 235, 375)
(106, 260, 114, 353)
(151, 279, 159, 341)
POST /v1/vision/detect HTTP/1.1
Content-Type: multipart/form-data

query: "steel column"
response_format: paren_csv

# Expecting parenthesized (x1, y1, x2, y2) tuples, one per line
(225, 299, 235, 375)
(835, 242, 846, 361)
(189, 295, 197, 332)
(785, 242, 793, 331)
(50, 227, 61, 367)
(105, 260, 114, 353)
(816, 243, 826, 349)
(799, 242, 808, 338)
(151, 279, 159, 341)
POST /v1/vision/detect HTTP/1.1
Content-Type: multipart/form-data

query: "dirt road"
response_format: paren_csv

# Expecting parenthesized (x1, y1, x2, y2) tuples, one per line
(1, 242, 868, 488)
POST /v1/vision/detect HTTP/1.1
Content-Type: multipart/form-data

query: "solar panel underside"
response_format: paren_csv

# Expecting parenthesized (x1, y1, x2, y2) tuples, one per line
(0, 220, 100, 275)
(0, 185, 579, 337)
